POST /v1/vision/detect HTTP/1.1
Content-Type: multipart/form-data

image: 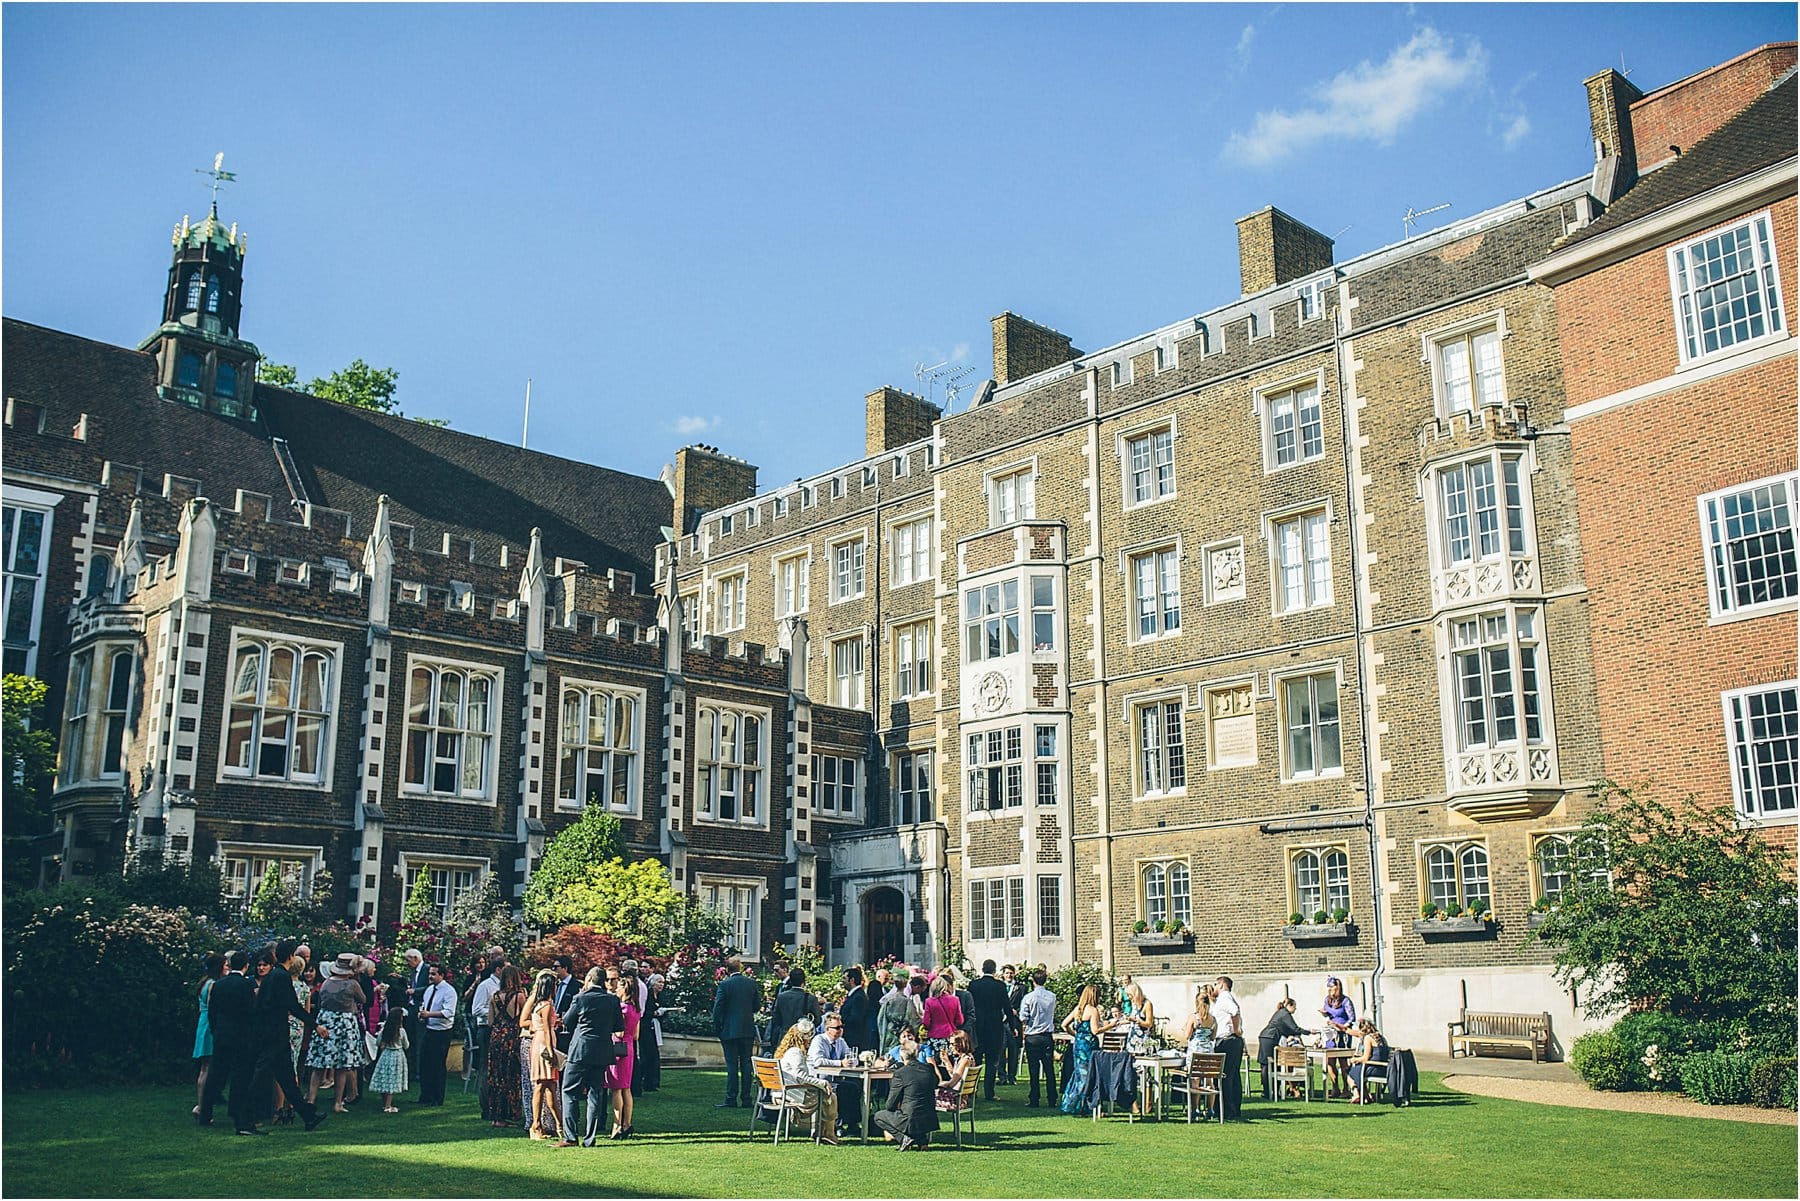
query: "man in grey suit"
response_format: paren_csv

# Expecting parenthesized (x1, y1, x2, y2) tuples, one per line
(556, 968, 623, 1147)
(711, 956, 760, 1108)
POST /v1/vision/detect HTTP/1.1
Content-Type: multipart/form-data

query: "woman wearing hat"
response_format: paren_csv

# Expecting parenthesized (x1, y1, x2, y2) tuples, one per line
(306, 953, 372, 1113)
(1318, 976, 1357, 1099)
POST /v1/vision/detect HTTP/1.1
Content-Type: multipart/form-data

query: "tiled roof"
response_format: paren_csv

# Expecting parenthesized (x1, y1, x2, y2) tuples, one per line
(1560, 73, 1796, 248)
(2, 318, 671, 579)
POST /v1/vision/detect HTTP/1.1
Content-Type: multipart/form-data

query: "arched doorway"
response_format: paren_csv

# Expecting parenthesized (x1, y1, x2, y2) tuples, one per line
(862, 886, 905, 964)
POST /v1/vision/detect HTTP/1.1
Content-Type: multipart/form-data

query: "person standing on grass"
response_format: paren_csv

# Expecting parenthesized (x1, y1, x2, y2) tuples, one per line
(525, 970, 563, 1140)
(402, 949, 429, 1077)
(557, 967, 622, 1147)
(192, 952, 225, 1118)
(1001, 964, 1026, 1085)
(639, 972, 666, 1095)
(607, 971, 641, 1139)
(481, 965, 527, 1127)
(470, 946, 506, 1091)
(369, 987, 410, 1113)
(197, 951, 254, 1130)
(249, 944, 329, 1134)
(967, 959, 1019, 1101)
(417, 962, 458, 1106)
(1212, 975, 1246, 1122)
(1017, 968, 1058, 1108)
(307, 954, 368, 1114)
(711, 956, 760, 1109)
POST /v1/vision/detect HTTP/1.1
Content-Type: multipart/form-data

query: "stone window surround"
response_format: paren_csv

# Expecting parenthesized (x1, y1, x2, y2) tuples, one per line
(1419, 309, 1511, 419)
(1262, 498, 1335, 615)
(827, 528, 870, 605)
(1270, 660, 1345, 784)
(1116, 414, 1179, 511)
(399, 651, 503, 804)
(216, 625, 345, 792)
(698, 874, 765, 960)
(1253, 368, 1329, 474)
(1124, 685, 1188, 799)
(553, 677, 647, 817)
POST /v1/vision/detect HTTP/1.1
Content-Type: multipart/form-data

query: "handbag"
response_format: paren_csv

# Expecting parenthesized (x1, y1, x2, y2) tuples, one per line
(540, 1043, 568, 1072)
(363, 1031, 381, 1064)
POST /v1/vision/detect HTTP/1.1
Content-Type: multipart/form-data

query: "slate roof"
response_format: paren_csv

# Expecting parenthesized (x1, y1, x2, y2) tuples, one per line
(2, 318, 671, 580)
(1560, 73, 1797, 248)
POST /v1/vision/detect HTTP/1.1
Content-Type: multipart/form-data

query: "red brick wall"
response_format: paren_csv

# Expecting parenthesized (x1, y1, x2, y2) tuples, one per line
(1631, 43, 1798, 173)
(1556, 197, 1797, 406)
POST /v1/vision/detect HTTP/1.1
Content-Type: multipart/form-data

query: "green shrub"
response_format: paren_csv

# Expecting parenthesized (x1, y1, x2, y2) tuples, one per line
(1569, 1029, 1634, 1091)
(1610, 1011, 1699, 1091)
(1747, 1057, 1797, 1109)
(1046, 961, 1119, 1027)
(1680, 1049, 1759, 1104)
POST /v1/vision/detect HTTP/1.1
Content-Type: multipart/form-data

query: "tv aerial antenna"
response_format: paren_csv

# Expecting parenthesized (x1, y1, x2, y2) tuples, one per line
(1402, 202, 1452, 237)
(915, 360, 976, 412)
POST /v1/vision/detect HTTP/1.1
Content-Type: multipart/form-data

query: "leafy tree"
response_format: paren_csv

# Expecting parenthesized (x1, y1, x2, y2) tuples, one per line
(121, 847, 224, 915)
(2, 675, 56, 890)
(1533, 782, 1797, 1030)
(258, 361, 299, 388)
(533, 858, 686, 951)
(402, 870, 438, 927)
(258, 358, 399, 413)
(523, 806, 624, 927)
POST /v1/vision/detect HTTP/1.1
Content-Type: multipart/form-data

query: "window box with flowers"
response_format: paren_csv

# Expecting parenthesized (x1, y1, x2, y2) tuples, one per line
(1129, 919, 1194, 950)
(1282, 907, 1357, 943)
(1413, 898, 1498, 936)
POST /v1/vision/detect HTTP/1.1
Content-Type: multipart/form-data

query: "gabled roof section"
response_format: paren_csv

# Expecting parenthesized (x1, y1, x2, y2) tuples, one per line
(2, 317, 670, 580)
(1559, 73, 1796, 249)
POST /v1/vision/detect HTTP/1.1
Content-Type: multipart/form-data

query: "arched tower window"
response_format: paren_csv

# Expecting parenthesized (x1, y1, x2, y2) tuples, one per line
(184, 272, 203, 311)
(205, 277, 221, 314)
(176, 352, 203, 389)
(215, 361, 238, 399)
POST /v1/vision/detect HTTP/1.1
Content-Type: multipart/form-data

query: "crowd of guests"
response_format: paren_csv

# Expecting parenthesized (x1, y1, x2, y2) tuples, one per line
(193, 944, 1387, 1148)
(190, 941, 668, 1141)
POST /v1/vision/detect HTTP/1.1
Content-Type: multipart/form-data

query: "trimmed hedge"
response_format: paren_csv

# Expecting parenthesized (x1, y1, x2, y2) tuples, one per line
(1569, 1030, 1633, 1091)
(1747, 1057, 1797, 1110)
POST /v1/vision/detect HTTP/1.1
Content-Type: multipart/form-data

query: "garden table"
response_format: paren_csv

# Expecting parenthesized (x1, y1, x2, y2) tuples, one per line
(816, 1063, 894, 1143)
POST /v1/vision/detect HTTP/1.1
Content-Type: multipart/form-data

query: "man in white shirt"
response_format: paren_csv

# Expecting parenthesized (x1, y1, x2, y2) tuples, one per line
(807, 1014, 859, 1132)
(1017, 968, 1059, 1107)
(470, 949, 505, 1087)
(417, 963, 459, 1105)
(1212, 975, 1245, 1121)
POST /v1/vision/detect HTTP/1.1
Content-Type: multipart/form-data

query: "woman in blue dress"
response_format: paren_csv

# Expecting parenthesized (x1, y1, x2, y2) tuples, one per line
(191, 952, 224, 1117)
(1058, 985, 1104, 1115)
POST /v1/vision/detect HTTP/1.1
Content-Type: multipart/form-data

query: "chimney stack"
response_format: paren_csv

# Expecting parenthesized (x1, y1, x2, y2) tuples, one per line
(1584, 67, 1643, 202)
(673, 445, 758, 536)
(1235, 207, 1334, 295)
(991, 312, 1081, 386)
(865, 386, 940, 456)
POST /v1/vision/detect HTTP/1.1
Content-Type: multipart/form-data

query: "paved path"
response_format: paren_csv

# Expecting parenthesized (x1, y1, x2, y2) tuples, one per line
(1422, 1051, 1794, 1126)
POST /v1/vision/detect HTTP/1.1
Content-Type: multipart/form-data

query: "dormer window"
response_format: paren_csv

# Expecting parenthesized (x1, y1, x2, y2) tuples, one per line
(185, 272, 203, 311)
(215, 361, 238, 399)
(205, 277, 221, 314)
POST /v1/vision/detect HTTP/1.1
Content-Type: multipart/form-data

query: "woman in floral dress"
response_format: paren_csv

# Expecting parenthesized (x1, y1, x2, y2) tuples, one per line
(480, 966, 526, 1127)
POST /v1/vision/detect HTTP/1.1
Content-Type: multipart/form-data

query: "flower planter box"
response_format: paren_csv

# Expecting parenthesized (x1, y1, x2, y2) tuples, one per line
(1413, 916, 1497, 937)
(1282, 921, 1357, 944)
(1129, 932, 1194, 951)
(659, 1033, 725, 1069)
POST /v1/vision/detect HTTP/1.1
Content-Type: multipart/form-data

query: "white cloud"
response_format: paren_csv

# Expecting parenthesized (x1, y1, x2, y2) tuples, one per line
(1236, 23, 1256, 60)
(672, 415, 718, 435)
(949, 342, 970, 363)
(1500, 113, 1531, 150)
(1224, 28, 1487, 166)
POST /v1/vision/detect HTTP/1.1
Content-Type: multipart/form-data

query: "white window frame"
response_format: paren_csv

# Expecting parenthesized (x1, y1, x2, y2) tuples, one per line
(812, 751, 860, 818)
(1266, 503, 1333, 613)
(555, 680, 645, 816)
(1723, 681, 1798, 824)
(1204, 679, 1257, 770)
(1257, 374, 1327, 471)
(966, 725, 1026, 812)
(400, 654, 501, 802)
(1121, 422, 1177, 508)
(963, 577, 1021, 664)
(714, 570, 748, 633)
(892, 618, 933, 700)
(1128, 545, 1181, 641)
(1530, 828, 1607, 904)
(1424, 313, 1508, 417)
(59, 649, 93, 787)
(699, 875, 765, 960)
(1698, 473, 1799, 622)
(1419, 839, 1492, 915)
(223, 842, 325, 917)
(678, 590, 702, 646)
(2, 485, 60, 678)
(694, 703, 770, 828)
(891, 515, 933, 586)
(1130, 692, 1188, 797)
(830, 535, 867, 604)
(1297, 278, 1326, 323)
(1154, 338, 1178, 374)
(892, 748, 933, 825)
(986, 462, 1037, 527)
(1669, 210, 1786, 367)
(1037, 873, 1063, 938)
(1138, 859, 1192, 928)
(968, 875, 1027, 942)
(830, 634, 866, 709)
(399, 854, 488, 924)
(774, 551, 811, 618)
(1275, 665, 1344, 782)
(1034, 723, 1060, 807)
(219, 629, 343, 790)
(1429, 450, 1535, 570)
(1288, 844, 1351, 919)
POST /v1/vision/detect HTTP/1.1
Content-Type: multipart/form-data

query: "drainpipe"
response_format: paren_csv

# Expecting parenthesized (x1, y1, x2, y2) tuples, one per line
(1332, 281, 1388, 1026)
(1080, 368, 1114, 973)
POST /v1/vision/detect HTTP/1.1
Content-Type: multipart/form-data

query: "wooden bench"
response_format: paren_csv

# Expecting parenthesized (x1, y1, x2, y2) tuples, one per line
(1447, 1009, 1552, 1062)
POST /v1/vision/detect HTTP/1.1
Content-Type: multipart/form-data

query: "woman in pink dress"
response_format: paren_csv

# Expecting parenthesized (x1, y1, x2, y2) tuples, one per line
(606, 974, 640, 1139)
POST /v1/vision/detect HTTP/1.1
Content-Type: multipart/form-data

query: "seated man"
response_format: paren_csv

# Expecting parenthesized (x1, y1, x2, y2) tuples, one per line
(874, 1042, 939, 1152)
(808, 1013, 861, 1131)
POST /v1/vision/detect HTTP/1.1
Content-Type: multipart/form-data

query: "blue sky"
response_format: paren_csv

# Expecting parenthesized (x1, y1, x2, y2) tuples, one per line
(4, 3, 1792, 490)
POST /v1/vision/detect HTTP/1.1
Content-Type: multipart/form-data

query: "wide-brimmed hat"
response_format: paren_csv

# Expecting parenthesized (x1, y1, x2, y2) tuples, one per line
(327, 953, 360, 977)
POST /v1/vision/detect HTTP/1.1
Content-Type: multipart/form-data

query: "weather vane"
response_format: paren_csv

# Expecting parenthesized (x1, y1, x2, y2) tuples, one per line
(195, 152, 237, 213)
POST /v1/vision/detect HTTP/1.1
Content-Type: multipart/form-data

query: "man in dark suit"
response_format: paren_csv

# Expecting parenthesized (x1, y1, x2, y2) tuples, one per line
(711, 956, 760, 1108)
(248, 942, 329, 1133)
(197, 950, 254, 1131)
(838, 966, 871, 1053)
(402, 948, 430, 1076)
(967, 958, 1021, 1100)
(552, 955, 578, 1053)
(1001, 964, 1027, 1084)
(557, 968, 623, 1147)
(873, 1040, 938, 1151)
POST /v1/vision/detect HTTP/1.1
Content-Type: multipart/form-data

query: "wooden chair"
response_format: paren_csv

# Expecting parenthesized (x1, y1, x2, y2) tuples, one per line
(750, 1056, 823, 1145)
(1353, 1052, 1391, 1106)
(1167, 1051, 1225, 1124)
(935, 1066, 980, 1146)
(1098, 1027, 1130, 1053)
(1271, 1045, 1311, 1102)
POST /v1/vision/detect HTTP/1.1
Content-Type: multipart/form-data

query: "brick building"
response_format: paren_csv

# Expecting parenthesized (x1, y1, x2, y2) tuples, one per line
(1533, 47, 1797, 848)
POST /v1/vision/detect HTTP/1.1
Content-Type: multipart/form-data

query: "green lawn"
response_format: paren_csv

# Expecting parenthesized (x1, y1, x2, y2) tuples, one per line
(3, 1068, 1793, 1198)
